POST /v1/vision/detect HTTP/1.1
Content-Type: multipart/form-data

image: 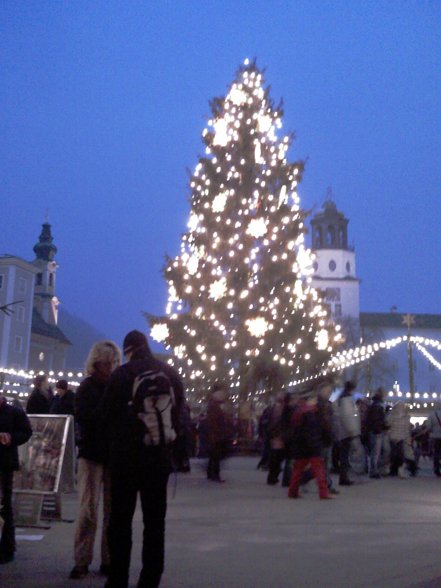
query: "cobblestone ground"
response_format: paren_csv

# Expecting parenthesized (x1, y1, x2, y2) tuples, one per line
(2, 457, 441, 588)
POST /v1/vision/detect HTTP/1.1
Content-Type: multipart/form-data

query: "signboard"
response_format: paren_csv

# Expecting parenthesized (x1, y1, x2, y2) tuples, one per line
(12, 493, 44, 527)
(13, 415, 75, 525)
(14, 415, 75, 494)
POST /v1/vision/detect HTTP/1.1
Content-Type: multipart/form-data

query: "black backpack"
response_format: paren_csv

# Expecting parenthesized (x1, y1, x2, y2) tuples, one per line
(131, 368, 177, 447)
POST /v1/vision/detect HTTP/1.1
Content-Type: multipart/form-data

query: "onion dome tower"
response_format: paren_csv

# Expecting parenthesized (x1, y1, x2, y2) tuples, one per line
(32, 222, 59, 325)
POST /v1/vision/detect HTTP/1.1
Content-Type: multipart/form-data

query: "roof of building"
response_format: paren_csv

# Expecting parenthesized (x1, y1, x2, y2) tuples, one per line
(360, 312, 441, 329)
(0, 254, 39, 272)
(31, 308, 71, 345)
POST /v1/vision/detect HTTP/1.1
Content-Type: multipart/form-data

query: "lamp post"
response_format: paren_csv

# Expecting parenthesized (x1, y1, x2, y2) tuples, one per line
(402, 314, 416, 396)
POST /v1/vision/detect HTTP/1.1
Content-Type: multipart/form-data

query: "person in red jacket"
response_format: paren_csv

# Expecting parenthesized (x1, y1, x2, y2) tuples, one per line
(288, 387, 330, 500)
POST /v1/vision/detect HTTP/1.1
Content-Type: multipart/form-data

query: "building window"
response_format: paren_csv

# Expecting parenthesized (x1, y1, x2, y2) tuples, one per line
(18, 277, 26, 294)
(334, 304, 342, 317)
(36, 273, 43, 286)
(14, 336, 23, 353)
(325, 287, 340, 301)
(0, 275, 3, 289)
(314, 227, 322, 248)
(339, 227, 346, 248)
(329, 260, 336, 272)
(17, 306, 25, 322)
(326, 226, 335, 246)
(49, 273, 54, 287)
(313, 261, 318, 272)
(346, 261, 351, 273)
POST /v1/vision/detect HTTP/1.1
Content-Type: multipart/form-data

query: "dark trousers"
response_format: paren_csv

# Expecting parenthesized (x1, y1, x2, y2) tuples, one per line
(339, 437, 352, 483)
(267, 448, 286, 484)
(107, 453, 170, 588)
(390, 440, 404, 476)
(0, 470, 15, 556)
(433, 438, 441, 474)
(207, 443, 224, 480)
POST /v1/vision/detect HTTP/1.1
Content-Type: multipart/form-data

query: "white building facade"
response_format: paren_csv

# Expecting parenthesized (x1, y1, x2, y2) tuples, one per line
(0, 255, 38, 369)
(309, 198, 441, 398)
(0, 223, 70, 371)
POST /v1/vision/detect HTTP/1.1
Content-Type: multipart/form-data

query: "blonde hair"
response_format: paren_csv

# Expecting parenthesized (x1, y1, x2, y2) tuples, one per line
(85, 340, 121, 376)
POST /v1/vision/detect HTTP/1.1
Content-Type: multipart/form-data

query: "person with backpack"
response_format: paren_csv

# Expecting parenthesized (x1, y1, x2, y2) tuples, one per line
(100, 330, 185, 588)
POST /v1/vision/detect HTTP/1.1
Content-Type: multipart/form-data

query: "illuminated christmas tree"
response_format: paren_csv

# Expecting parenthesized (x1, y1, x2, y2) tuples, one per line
(147, 60, 342, 402)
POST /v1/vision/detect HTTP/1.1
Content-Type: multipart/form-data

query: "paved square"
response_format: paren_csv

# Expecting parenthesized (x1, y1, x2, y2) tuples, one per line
(2, 457, 441, 587)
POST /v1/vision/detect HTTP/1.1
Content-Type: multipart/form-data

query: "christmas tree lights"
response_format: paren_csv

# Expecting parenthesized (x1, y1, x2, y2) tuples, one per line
(147, 60, 341, 401)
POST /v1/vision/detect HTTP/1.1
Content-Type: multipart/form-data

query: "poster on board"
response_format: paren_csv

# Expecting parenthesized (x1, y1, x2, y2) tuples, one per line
(14, 415, 75, 494)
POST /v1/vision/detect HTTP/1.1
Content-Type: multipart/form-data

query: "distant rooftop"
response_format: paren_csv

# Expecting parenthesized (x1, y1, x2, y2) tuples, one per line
(31, 308, 71, 345)
(360, 312, 441, 329)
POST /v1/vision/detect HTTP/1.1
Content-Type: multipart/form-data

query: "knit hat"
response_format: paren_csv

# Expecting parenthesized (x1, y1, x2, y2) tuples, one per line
(55, 379, 68, 391)
(123, 330, 148, 355)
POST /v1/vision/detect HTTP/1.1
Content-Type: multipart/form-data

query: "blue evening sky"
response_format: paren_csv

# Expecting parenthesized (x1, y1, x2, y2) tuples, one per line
(1, 1, 440, 348)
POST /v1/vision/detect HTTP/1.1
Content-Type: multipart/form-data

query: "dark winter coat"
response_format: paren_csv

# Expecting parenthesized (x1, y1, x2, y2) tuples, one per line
(258, 405, 272, 439)
(317, 396, 334, 448)
(0, 400, 33, 471)
(99, 349, 186, 473)
(366, 398, 387, 435)
(51, 390, 75, 416)
(291, 402, 323, 459)
(75, 375, 108, 463)
(206, 398, 231, 447)
(26, 388, 53, 414)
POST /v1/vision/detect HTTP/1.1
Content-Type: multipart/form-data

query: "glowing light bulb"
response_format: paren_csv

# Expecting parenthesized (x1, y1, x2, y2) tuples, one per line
(247, 317, 269, 337)
(151, 323, 169, 343)
(247, 218, 267, 238)
(209, 277, 227, 301)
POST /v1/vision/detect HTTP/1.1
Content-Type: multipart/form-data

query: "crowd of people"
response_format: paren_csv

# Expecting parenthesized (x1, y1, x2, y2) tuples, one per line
(256, 378, 433, 498)
(1, 343, 441, 587)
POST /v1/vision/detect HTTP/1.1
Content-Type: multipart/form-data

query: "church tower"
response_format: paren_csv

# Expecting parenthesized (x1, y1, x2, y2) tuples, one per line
(310, 193, 360, 321)
(32, 222, 60, 325)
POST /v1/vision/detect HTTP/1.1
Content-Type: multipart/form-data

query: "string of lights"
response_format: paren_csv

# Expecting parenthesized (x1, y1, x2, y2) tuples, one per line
(146, 59, 340, 399)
